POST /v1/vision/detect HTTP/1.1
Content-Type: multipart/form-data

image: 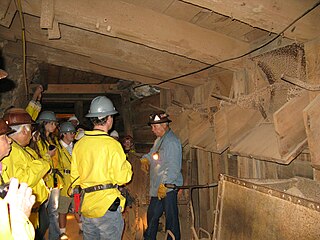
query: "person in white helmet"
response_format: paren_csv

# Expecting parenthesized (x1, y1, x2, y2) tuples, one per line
(109, 130, 119, 141)
(70, 96, 132, 240)
(68, 115, 85, 141)
(67, 115, 79, 128)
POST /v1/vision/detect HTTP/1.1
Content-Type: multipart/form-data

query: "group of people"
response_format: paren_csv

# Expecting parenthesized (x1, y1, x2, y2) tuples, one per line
(0, 68, 184, 240)
(0, 82, 84, 239)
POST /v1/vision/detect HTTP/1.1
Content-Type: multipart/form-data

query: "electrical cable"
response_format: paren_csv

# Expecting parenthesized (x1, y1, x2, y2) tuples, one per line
(15, 0, 28, 98)
(137, 0, 320, 88)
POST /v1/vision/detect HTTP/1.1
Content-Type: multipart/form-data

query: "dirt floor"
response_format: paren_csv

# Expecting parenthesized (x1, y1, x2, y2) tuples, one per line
(48, 214, 167, 240)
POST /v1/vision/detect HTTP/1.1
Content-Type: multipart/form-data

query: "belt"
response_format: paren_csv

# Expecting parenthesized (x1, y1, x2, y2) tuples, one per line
(84, 184, 118, 193)
(64, 169, 71, 174)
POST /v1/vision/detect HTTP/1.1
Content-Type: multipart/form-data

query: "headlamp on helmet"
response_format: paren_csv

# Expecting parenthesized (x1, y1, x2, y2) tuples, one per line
(148, 111, 171, 126)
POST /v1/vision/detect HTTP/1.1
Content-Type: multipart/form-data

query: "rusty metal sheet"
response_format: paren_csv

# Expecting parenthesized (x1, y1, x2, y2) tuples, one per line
(213, 175, 320, 240)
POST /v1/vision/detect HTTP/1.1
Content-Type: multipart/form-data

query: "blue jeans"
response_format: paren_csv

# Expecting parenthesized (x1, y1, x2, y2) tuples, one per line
(144, 190, 180, 240)
(47, 188, 60, 240)
(82, 207, 124, 240)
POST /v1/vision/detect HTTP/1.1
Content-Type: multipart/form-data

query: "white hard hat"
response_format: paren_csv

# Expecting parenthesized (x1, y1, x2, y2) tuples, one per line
(110, 130, 119, 138)
(86, 96, 118, 118)
(68, 115, 79, 122)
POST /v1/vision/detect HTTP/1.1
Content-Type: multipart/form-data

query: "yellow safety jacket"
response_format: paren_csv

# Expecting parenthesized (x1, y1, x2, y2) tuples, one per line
(1, 142, 50, 229)
(36, 137, 62, 189)
(24, 146, 50, 204)
(71, 130, 132, 218)
(0, 198, 35, 240)
(1, 141, 50, 188)
(57, 142, 72, 197)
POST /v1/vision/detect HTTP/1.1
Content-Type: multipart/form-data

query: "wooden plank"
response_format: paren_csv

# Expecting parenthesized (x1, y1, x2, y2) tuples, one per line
(303, 94, 320, 167)
(224, 105, 262, 146)
(213, 108, 229, 152)
(274, 90, 309, 157)
(188, 111, 220, 153)
(5, 14, 207, 88)
(0, 15, 204, 88)
(230, 123, 307, 164)
(21, 0, 249, 66)
(313, 169, 320, 181)
(304, 38, 320, 100)
(40, 0, 54, 28)
(182, 0, 320, 42)
(48, 20, 61, 39)
(197, 150, 209, 231)
(167, 107, 190, 146)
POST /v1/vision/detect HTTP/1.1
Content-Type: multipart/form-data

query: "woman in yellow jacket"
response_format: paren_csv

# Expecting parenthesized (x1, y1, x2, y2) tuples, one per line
(0, 117, 35, 240)
(34, 110, 61, 240)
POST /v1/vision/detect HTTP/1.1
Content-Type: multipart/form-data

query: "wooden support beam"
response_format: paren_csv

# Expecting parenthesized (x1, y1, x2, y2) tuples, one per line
(21, 0, 249, 66)
(31, 83, 121, 94)
(3, 40, 176, 89)
(182, 0, 320, 42)
(2, 14, 208, 88)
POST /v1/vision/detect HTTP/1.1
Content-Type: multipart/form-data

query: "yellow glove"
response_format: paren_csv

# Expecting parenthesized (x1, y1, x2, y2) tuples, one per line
(157, 183, 167, 199)
(140, 158, 150, 174)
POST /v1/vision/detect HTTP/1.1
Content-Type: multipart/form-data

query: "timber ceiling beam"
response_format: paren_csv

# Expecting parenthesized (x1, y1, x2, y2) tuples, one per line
(182, 0, 320, 42)
(2, 40, 177, 89)
(21, 0, 249, 67)
(30, 84, 122, 94)
(1, 14, 213, 87)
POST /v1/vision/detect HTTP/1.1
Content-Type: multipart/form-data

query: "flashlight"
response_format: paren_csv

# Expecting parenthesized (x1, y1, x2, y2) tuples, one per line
(152, 152, 159, 160)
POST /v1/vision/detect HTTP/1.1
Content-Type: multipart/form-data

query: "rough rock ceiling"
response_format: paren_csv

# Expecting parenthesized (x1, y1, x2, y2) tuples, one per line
(0, 0, 319, 91)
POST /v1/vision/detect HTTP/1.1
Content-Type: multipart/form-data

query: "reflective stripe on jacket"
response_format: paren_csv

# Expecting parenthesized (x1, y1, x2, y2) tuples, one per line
(71, 130, 133, 218)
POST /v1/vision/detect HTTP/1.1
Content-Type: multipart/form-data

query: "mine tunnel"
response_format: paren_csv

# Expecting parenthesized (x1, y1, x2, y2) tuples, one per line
(0, 1, 320, 240)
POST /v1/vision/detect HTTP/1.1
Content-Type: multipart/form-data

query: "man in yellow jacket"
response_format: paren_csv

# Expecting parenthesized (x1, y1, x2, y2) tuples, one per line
(0, 116, 35, 240)
(1, 108, 51, 239)
(71, 96, 133, 240)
